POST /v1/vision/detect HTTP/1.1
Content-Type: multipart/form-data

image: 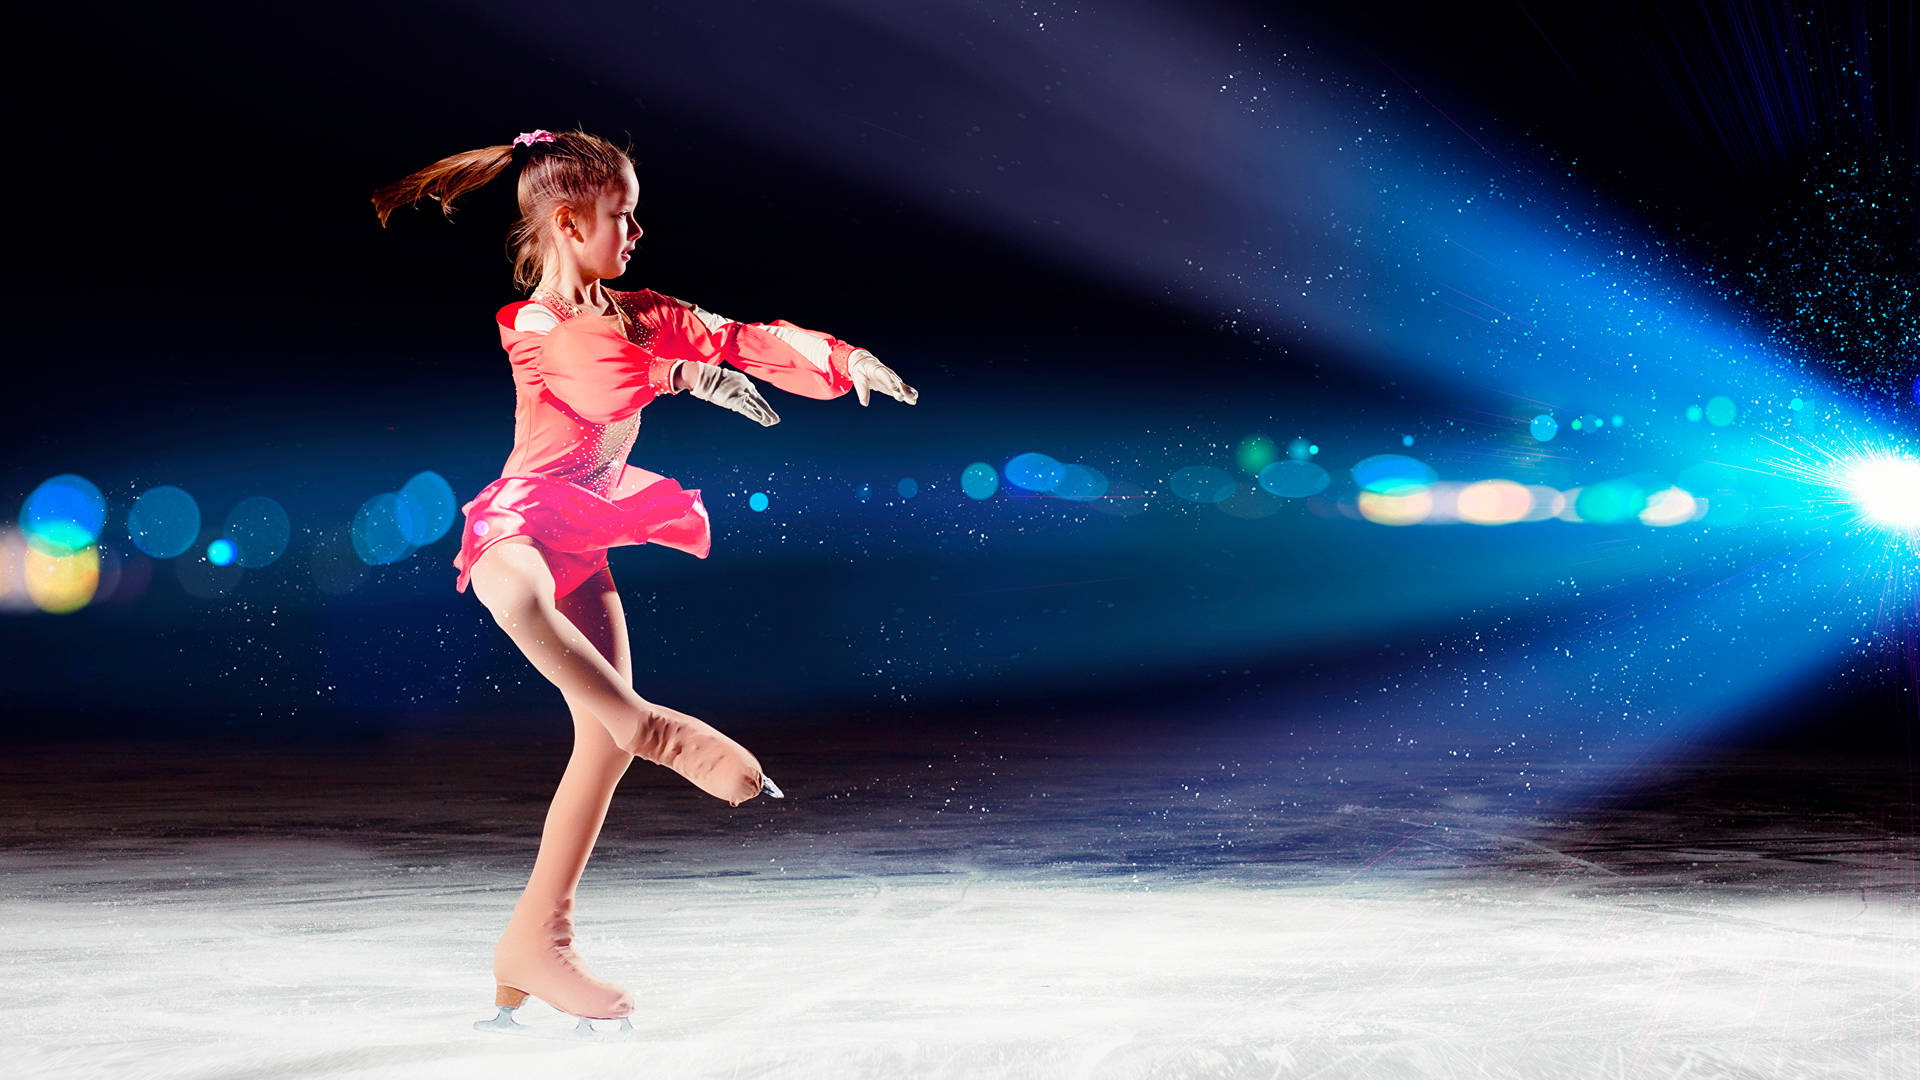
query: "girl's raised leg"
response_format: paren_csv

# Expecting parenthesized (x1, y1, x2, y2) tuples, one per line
(465, 537, 767, 806)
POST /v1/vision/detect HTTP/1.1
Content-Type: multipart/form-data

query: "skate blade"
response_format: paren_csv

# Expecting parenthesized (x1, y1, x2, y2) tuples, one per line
(761, 774, 785, 799)
(474, 1007, 635, 1040)
(571, 1016, 636, 1040)
(473, 1006, 530, 1034)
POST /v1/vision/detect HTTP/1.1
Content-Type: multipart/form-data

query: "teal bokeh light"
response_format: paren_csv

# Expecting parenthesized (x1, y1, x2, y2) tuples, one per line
(225, 496, 292, 568)
(897, 478, 919, 499)
(749, 491, 769, 512)
(1351, 454, 1437, 496)
(1530, 414, 1559, 442)
(1574, 480, 1650, 524)
(207, 538, 237, 566)
(127, 484, 201, 559)
(961, 462, 999, 500)
(352, 492, 416, 566)
(1257, 460, 1330, 497)
(21, 474, 106, 555)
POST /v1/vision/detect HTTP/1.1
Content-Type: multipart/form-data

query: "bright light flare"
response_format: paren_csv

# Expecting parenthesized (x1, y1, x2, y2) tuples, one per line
(1844, 455, 1920, 530)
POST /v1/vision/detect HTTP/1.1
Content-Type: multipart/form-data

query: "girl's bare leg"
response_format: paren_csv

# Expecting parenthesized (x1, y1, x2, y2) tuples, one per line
(466, 537, 766, 805)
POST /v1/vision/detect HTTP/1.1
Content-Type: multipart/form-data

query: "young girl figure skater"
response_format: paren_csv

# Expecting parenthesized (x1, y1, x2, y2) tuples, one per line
(371, 127, 917, 1035)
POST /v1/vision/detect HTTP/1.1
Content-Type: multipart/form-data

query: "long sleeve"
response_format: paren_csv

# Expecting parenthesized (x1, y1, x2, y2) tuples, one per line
(520, 305, 681, 424)
(642, 290, 861, 401)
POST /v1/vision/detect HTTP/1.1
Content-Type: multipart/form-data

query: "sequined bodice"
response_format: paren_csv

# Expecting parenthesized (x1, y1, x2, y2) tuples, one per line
(500, 290, 661, 499)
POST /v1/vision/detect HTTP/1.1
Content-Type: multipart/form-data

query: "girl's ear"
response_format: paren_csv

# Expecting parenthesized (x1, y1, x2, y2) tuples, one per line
(552, 203, 578, 241)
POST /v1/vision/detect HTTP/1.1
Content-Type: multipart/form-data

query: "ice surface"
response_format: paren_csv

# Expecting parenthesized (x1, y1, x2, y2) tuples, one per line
(1, 729, 1912, 1079)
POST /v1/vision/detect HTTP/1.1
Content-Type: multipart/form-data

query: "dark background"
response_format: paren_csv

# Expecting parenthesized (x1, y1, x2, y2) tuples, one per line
(7, 0, 1914, 764)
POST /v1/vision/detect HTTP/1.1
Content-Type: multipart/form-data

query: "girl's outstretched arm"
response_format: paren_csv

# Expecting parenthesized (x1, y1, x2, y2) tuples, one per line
(643, 290, 868, 401)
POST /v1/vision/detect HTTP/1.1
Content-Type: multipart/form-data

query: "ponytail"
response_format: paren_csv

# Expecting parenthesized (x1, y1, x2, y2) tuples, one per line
(371, 128, 634, 293)
(370, 144, 515, 227)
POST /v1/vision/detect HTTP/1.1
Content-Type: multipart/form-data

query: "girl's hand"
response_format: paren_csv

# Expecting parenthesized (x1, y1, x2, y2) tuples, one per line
(849, 351, 918, 407)
(678, 360, 782, 427)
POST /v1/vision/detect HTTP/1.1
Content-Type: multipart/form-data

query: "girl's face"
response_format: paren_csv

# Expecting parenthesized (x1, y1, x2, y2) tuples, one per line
(560, 164, 643, 282)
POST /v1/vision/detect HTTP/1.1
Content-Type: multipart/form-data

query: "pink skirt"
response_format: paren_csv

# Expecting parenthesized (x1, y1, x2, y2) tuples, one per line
(453, 466, 711, 602)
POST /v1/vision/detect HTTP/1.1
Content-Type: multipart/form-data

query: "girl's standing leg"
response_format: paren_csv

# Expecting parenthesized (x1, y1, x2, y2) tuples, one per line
(475, 555, 639, 1021)
(523, 564, 633, 905)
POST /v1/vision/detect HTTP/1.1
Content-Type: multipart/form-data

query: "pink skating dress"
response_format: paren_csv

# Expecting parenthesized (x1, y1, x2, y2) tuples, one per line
(452, 287, 862, 602)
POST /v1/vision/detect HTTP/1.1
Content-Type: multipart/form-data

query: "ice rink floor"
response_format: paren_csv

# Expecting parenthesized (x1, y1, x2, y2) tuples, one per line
(2, 718, 1913, 1079)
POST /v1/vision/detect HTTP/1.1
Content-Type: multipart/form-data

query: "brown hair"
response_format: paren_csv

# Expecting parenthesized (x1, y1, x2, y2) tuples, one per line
(371, 128, 633, 292)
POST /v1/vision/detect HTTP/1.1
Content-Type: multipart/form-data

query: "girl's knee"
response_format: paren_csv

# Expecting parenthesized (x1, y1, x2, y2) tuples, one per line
(470, 540, 554, 623)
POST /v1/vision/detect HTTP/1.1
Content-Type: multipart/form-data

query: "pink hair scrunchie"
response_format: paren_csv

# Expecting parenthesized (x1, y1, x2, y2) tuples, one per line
(513, 129, 556, 148)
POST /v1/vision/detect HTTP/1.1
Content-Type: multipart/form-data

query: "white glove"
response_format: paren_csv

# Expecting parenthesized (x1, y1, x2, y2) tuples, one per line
(675, 360, 781, 427)
(849, 350, 918, 407)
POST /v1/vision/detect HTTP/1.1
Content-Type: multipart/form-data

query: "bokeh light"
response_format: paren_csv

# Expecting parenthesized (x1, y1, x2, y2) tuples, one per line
(1005, 452, 1064, 492)
(1256, 460, 1331, 498)
(1351, 454, 1437, 496)
(1705, 396, 1738, 427)
(20, 474, 106, 556)
(1357, 489, 1434, 526)
(1522, 486, 1566, 521)
(961, 462, 999, 500)
(207, 538, 237, 567)
(224, 496, 291, 568)
(1529, 414, 1559, 442)
(749, 491, 770, 512)
(1574, 480, 1650, 524)
(1456, 480, 1532, 525)
(897, 478, 919, 499)
(127, 485, 201, 559)
(1052, 464, 1110, 501)
(396, 471, 458, 545)
(1638, 487, 1701, 527)
(351, 492, 416, 566)
(176, 542, 242, 599)
(1236, 435, 1278, 474)
(22, 542, 99, 613)
(1169, 465, 1237, 504)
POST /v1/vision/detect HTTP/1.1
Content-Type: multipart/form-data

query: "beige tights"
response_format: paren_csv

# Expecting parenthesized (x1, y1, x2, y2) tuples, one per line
(465, 539, 767, 1019)
(468, 537, 767, 808)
